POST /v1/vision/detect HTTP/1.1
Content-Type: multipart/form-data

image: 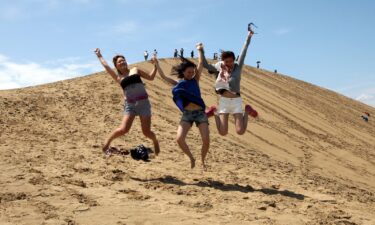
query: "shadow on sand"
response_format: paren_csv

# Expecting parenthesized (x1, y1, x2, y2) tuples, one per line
(131, 175, 305, 200)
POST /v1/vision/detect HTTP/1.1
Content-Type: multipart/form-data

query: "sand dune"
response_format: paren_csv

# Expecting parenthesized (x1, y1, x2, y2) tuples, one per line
(1, 58, 374, 225)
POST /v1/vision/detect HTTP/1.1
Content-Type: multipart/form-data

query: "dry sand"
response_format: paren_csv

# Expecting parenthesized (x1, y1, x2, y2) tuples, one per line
(1, 58, 374, 225)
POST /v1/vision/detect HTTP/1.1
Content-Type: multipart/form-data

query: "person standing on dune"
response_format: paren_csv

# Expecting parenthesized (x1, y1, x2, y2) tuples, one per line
(199, 24, 258, 136)
(94, 48, 160, 156)
(153, 45, 214, 170)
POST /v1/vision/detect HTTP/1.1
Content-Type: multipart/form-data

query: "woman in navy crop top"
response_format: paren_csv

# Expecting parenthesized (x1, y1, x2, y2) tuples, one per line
(154, 47, 215, 170)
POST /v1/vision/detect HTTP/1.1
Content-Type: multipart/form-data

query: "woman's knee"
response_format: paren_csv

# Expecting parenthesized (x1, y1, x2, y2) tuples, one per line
(218, 128, 228, 136)
(117, 126, 130, 135)
(176, 135, 186, 144)
(202, 137, 210, 147)
(142, 128, 154, 138)
(236, 128, 246, 135)
(200, 133, 210, 146)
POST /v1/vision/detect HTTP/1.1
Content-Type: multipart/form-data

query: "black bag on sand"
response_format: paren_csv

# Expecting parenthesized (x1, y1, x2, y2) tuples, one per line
(130, 144, 150, 161)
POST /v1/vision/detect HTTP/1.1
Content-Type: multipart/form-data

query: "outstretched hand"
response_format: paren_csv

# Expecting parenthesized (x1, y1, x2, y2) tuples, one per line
(94, 48, 102, 57)
(247, 23, 256, 37)
(248, 29, 254, 37)
(196, 42, 204, 51)
(151, 54, 158, 65)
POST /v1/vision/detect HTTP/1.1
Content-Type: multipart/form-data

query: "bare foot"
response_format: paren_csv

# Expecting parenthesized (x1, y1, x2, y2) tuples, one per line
(154, 140, 160, 156)
(102, 143, 110, 153)
(190, 157, 196, 169)
(202, 162, 208, 171)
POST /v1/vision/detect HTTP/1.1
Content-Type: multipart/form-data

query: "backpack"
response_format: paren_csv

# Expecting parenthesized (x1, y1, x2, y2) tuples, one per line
(130, 144, 150, 161)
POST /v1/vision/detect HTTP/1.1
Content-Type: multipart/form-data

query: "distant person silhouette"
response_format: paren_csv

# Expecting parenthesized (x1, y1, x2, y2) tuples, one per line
(256, 61, 261, 69)
(213, 53, 217, 60)
(174, 49, 178, 58)
(362, 112, 370, 122)
(153, 49, 158, 56)
(191, 50, 194, 58)
(144, 51, 149, 61)
(180, 48, 184, 57)
(274, 69, 277, 73)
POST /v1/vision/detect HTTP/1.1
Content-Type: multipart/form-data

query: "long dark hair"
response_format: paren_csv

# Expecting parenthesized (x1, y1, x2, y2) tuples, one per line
(112, 55, 125, 75)
(220, 50, 235, 60)
(171, 55, 196, 78)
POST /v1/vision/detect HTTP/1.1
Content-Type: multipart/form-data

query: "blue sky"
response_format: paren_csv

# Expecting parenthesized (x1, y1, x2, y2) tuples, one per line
(1, 0, 374, 106)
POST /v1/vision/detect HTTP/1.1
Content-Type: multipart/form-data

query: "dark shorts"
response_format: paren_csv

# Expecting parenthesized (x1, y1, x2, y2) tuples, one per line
(124, 99, 151, 117)
(180, 109, 208, 127)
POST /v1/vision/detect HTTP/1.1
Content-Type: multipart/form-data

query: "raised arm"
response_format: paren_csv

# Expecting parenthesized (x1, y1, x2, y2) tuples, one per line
(237, 30, 254, 69)
(194, 43, 204, 82)
(137, 61, 157, 81)
(153, 56, 178, 86)
(94, 48, 120, 83)
(198, 44, 219, 75)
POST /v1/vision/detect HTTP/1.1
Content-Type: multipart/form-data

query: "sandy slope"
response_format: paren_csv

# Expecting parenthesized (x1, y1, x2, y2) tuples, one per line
(0, 58, 374, 225)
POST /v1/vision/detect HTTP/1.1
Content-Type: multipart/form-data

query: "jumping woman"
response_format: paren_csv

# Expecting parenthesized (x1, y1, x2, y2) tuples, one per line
(198, 25, 258, 136)
(94, 48, 160, 155)
(153, 44, 213, 169)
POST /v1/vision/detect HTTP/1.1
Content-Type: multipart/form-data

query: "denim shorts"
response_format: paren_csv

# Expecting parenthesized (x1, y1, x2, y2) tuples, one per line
(180, 109, 208, 126)
(124, 99, 151, 117)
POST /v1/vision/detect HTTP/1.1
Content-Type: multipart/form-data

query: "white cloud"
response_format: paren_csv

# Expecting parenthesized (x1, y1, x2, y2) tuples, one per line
(274, 28, 292, 36)
(336, 84, 371, 92)
(95, 21, 140, 42)
(0, 0, 94, 21)
(351, 87, 375, 107)
(0, 54, 9, 62)
(116, 0, 168, 5)
(356, 93, 375, 107)
(100, 18, 190, 43)
(0, 6, 25, 20)
(109, 18, 187, 36)
(153, 20, 185, 30)
(334, 81, 375, 107)
(72, 0, 93, 4)
(0, 54, 101, 90)
(177, 36, 198, 44)
(0, 70, 20, 89)
(112, 21, 139, 35)
(356, 94, 374, 101)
